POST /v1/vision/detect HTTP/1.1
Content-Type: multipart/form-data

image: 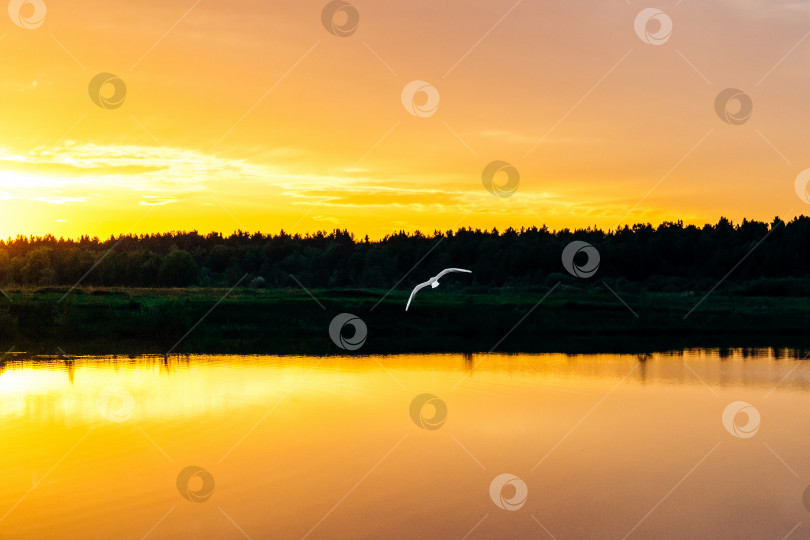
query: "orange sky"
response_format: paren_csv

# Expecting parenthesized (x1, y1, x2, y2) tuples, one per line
(0, 0, 808, 239)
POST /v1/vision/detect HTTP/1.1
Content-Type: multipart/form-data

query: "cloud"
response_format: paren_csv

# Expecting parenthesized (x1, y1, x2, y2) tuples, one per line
(479, 130, 604, 145)
(0, 160, 166, 177)
(312, 215, 340, 224)
(297, 188, 467, 208)
(140, 197, 177, 206)
(32, 196, 88, 205)
(0, 144, 282, 194)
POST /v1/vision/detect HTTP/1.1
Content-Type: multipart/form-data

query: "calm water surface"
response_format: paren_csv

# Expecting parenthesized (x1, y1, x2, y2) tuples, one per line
(2, 350, 810, 539)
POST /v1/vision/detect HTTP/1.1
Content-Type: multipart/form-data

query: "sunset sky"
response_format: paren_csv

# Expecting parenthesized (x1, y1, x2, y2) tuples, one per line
(0, 0, 808, 239)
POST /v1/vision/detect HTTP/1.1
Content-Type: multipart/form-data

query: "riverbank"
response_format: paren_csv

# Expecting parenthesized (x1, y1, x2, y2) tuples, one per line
(1, 285, 809, 355)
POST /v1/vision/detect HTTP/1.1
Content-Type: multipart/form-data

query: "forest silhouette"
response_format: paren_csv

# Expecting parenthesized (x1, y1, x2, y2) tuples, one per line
(1, 216, 808, 295)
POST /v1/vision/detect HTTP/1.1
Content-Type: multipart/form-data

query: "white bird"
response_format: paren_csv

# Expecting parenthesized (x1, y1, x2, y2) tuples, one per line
(406, 268, 472, 311)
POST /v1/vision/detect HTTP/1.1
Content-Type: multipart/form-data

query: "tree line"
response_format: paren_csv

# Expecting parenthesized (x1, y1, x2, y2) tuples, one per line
(1, 216, 808, 292)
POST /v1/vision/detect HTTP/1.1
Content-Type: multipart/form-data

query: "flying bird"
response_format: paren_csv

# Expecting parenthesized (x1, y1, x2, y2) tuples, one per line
(406, 268, 472, 311)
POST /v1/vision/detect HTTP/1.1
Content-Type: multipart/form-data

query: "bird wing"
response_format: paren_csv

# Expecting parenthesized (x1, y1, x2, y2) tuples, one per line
(435, 267, 472, 279)
(406, 281, 431, 311)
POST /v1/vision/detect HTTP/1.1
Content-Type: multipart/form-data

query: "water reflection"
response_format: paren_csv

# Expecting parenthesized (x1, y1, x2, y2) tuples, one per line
(4, 349, 810, 422)
(2, 350, 810, 539)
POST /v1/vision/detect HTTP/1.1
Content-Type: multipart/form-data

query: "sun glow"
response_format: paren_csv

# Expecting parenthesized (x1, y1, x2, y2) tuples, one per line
(0, 0, 807, 239)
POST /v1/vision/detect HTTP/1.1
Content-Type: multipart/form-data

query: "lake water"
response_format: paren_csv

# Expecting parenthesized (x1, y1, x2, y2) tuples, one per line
(2, 350, 810, 539)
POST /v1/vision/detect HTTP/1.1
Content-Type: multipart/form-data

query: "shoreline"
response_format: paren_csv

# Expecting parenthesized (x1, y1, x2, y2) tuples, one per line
(1, 286, 809, 355)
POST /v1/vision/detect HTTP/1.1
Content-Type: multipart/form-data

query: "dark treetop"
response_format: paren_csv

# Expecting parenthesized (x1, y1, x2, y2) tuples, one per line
(0, 216, 807, 294)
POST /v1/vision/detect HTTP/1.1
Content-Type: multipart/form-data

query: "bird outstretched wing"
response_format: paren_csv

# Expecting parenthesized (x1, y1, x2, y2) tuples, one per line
(406, 281, 431, 311)
(435, 267, 472, 279)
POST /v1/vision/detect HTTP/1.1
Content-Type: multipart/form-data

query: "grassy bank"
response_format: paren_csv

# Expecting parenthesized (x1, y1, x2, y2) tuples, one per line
(1, 285, 809, 355)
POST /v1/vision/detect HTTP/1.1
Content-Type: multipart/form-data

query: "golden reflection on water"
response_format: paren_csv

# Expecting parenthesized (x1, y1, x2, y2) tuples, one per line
(2, 350, 810, 539)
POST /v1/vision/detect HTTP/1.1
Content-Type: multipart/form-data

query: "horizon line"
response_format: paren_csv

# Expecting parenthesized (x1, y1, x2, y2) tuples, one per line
(0, 214, 801, 244)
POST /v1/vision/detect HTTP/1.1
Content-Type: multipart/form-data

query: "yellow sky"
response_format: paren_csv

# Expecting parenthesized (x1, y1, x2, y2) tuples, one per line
(0, 0, 808, 239)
